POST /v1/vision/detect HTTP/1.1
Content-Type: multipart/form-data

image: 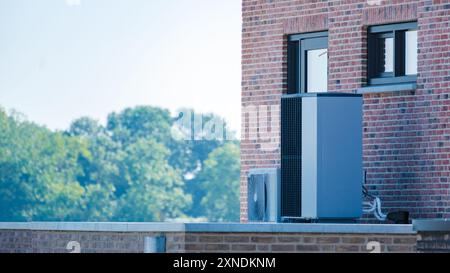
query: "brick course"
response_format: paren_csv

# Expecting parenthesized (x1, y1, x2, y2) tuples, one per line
(416, 232, 450, 253)
(0, 230, 417, 253)
(241, 0, 450, 221)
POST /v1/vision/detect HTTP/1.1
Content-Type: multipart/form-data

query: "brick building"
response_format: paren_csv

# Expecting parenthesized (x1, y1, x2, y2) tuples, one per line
(241, 0, 450, 221)
(3, 1, 450, 254)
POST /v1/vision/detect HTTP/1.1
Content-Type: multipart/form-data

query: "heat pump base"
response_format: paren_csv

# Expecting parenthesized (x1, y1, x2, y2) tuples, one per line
(281, 217, 358, 224)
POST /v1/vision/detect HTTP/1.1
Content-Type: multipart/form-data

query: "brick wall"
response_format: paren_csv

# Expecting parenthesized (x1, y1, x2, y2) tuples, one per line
(416, 232, 450, 252)
(0, 230, 186, 253)
(241, 0, 450, 221)
(0, 230, 417, 253)
(181, 232, 416, 253)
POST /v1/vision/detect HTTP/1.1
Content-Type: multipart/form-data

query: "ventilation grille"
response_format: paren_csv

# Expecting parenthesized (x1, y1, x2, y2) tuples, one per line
(247, 174, 267, 221)
(281, 96, 302, 218)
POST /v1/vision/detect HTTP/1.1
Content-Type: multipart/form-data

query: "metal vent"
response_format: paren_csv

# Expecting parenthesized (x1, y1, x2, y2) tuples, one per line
(247, 174, 267, 221)
(247, 168, 280, 222)
(281, 96, 302, 218)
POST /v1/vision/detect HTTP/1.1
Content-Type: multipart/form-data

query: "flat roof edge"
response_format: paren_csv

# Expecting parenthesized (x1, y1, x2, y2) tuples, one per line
(0, 222, 415, 234)
(413, 219, 450, 232)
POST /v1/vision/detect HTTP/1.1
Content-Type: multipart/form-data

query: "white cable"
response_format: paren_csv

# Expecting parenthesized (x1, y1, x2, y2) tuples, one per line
(374, 197, 387, 220)
(362, 201, 376, 213)
(362, 197, 387, 221)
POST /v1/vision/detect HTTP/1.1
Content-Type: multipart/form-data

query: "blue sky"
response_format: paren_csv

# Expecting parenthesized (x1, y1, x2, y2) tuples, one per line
(0, 0, 242, 132)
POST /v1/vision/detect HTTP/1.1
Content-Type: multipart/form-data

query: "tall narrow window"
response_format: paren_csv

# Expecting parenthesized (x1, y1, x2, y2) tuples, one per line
(307, 48, 328, 93)
(382, 37, 394, 73)
(405, 30, 418, 75)
(368, 22, 418, 85)
(288, 32, 328, 94)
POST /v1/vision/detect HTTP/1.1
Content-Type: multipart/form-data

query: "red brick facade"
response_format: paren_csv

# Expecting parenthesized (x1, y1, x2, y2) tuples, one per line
(241, 0, 450, 221)
(0, 230, 417, 253)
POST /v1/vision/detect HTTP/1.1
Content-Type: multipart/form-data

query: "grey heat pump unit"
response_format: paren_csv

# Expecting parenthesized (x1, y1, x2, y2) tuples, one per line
(247, 168, 280, 222)
(281, 93, 363, 222)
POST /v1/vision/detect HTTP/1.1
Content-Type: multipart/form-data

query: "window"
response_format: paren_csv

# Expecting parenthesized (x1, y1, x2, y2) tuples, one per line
(287, 31, 328, 94)
(368, 22, 418, 85)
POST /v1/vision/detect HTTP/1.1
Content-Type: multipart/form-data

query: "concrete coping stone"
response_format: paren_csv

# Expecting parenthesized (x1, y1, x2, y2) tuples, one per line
(0, 222, 416, 234)
(413, 219, 450, 232)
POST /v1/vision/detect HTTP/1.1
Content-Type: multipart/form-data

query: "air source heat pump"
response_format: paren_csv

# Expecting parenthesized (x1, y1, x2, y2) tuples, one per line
(281, 93, 363, 221)
(247, 168, 280, 222)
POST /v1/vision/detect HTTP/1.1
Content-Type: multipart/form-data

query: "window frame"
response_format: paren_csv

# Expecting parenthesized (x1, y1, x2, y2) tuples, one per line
(288, 31, 328, 94)
(367, 22, 418, 86)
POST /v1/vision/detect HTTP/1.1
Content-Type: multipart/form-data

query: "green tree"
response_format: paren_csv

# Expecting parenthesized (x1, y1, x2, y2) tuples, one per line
(0, 105, 240, 222)
(68, 117, 121, 191)
(195, 142, 240, 222)
(114, 138, 191, 221)
(172, 108, 239, 218)
(68, 117, 105, 138)
(79, 183, 117, 221)
(106, 106, 172, 144)
(0, 109, 91, 221)
(69, 108, 194, 221)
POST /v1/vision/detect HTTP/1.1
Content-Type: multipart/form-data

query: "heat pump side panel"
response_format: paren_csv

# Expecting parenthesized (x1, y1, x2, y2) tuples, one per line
(316, 96, 363, 219)
(266, 169, 281, 222)
(280, 96, 302, 219)
(301, 97, 318, 219)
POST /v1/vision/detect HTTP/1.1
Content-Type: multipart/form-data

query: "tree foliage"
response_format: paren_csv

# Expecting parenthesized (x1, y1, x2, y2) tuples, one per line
(0, 106, 240, 222)
(196, 142, 240, 222)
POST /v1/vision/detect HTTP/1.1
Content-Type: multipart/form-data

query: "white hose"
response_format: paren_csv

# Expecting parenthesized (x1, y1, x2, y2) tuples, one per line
(374, 197, 387, 220)
(363, 201, 376, 212)
(362, 197, 387, 221)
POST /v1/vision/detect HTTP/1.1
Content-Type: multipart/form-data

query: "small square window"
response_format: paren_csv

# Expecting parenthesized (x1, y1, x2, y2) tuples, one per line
(368, 22, 418, 86)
